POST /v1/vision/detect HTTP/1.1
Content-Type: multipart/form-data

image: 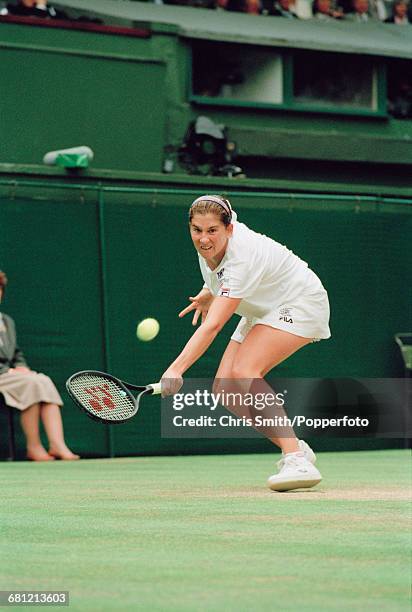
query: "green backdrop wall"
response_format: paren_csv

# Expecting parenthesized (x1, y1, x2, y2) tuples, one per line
(0, 182, 410, 458)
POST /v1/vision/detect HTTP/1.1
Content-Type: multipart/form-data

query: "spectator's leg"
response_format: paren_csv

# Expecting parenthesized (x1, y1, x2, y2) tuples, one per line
(40, 403, 80, 460)
(20, 403, 55, 461)
(7, 407, 16, 461)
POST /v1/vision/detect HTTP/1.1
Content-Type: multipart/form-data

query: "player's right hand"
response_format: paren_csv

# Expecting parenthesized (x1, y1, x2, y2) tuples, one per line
(179, 288, 214, 326)
(161, 366, 184, 397)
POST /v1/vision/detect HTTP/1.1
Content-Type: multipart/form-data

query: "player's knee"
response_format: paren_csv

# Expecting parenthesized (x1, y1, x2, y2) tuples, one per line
(231, 362, 263, 379)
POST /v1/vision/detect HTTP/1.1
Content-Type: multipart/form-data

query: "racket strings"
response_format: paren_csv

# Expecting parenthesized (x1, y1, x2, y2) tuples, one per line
(69, 374, 136, 421)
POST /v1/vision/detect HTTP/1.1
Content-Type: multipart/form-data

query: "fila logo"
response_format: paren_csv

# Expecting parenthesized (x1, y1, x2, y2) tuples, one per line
(221, 288, 230, 297)
(279, 307, 293, 324)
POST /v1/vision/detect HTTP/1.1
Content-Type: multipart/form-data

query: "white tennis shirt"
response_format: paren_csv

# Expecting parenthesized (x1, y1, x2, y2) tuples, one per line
(198, 215, 320, 320)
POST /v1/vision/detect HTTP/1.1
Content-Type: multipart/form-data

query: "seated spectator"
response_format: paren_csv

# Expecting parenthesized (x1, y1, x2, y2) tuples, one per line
(385, 0, 411, 22)
(269, 0, 299, 17)
(368, 0, 391, 19)
(292, 0, 315, 18)
(0, 271, 79, 461)
(4, 0, 69, 19)
(226, 0, 262, 12)
(345, 0, 373, 20)
(312, 0, 344, 18)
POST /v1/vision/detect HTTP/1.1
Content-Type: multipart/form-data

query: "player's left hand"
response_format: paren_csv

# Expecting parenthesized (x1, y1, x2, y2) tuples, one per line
(179, 288, 213, 326)
(161, 367, 183, 397)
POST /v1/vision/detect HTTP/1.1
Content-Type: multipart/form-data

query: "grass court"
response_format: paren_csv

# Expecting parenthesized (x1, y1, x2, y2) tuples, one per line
(1, 449, 410, 611)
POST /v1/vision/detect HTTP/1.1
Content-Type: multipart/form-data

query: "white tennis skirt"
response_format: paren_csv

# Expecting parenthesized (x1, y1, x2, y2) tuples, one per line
(0, 371, 63, 411)
(231, 284, 331, 344)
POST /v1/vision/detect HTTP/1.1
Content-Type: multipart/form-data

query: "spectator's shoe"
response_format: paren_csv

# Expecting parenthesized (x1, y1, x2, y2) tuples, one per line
(267, 454, 322, 492)
(276, 439, 316, 470)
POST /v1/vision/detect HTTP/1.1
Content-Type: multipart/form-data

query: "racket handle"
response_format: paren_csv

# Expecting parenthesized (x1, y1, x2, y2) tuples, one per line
(148, 382, 162, 395)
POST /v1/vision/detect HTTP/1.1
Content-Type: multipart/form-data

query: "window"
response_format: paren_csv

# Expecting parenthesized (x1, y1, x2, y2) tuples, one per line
(191, 41, 283, 106)
(293, 51, 380, 112)
(191, 41, 386, 117)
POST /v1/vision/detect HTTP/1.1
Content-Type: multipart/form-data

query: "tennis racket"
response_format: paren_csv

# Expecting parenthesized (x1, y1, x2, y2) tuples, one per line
(66, 370, 161, 424)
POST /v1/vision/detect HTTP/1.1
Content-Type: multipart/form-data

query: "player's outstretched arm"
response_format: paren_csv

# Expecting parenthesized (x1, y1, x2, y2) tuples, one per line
(162, 296, 241, 396)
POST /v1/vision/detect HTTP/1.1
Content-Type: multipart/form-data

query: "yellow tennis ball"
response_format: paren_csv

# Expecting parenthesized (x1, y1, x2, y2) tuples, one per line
(136, 318, 160, 342)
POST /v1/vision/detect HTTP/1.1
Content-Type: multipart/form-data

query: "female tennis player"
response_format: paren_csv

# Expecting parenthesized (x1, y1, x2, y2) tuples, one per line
(161, 195, 331, 491)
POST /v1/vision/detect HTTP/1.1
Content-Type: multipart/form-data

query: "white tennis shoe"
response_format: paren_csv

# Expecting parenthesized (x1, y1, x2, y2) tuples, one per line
(267, 454, 322, 492)
(276, 439, 316, 470)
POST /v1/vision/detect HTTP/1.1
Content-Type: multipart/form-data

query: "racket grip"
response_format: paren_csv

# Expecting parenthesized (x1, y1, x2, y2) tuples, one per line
(148, 382, 162, 395)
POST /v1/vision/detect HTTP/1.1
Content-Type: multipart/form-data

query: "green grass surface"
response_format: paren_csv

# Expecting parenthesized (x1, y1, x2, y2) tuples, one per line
(0, 450, 411, 611)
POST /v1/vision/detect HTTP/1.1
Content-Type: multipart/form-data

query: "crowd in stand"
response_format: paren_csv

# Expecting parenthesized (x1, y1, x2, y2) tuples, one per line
(0, 0, 411, 22)
(225, 0, 411, 21)
(0, 0, 68, 18)
(0, 0, 101, 22)
(164, 0, 411, 21)
(223, 0, 412, 20)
